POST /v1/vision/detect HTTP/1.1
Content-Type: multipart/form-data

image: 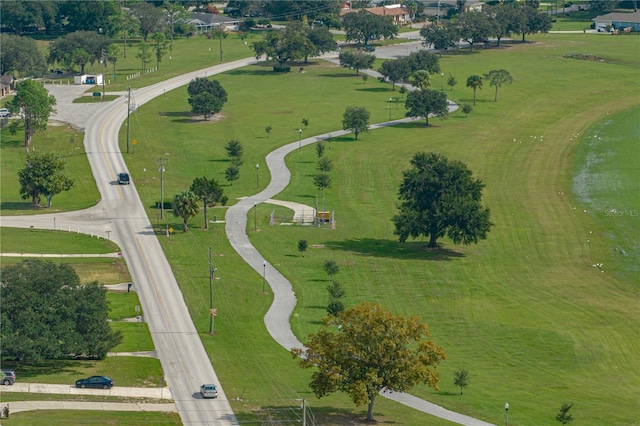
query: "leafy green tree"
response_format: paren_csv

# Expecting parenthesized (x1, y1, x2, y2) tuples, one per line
(18, 152, 73, 207)
(342, 106, 370, 140)
(172, 190, 200, 232)
(412, 70, 431, 89)
(338, 51, 376, 76)
(105, 44, 120, 79)
(265, 125, 272, 138)
(71, 48, 92, 74)
(342, 11, 397, 47)
(466, 74, 483, 105)
(106, 8, 140, 58)
(317, 157, 333, 172)
(302, 118, 309, 129)
(406, 50, 441, 75)
(404, 89, 448, 127)
(8, 80, 56, 147)
(225, 165, 240, 186)
(48, 31, 111, 72)
(457, 10, 496, 52)
(485, 3, 520, 47)
(392, 152, 493, 248)
(251, 22, 310, 68)
(326, 280, 345, 316)
(0, 259, 122, 363)
(298, 239, 308, 257)
(2, 0, 50, 34)
(454, 369, 469, 394)
(292, 302, 446, 422)
(224, 139, 244, 165)
(484, 69, 513, 101)
(58, 0, 116, 32)
(187, 78, 228, 120)
(520, 4, 552, 42)
(316, 141, 325, 158)
(420, 20, 458, 55)
(135, 41, 152, 73)
(151, 32, 169, 69)
(130, 1, 165, 41)
(163, 0, 190, 52)
(556, 402, 574, 425)
(0, 34, 46, 76)
(378, 59, 411, 90)
(461, 103, 473, 117)
(447, 74, 457, 91)
(307, 26, 337, 61)
(323, 260, 339, 277)
(190, 177, 227, 230)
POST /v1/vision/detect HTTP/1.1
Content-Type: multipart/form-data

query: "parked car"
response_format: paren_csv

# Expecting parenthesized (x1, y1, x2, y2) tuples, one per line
(75, 375, 114, 389)
(1, 370, 16, 385)
(200, 383, 218, 398)
(117, 172, 130, 185)
(363, 45, 375, 52)
(0, 108, 11, 118)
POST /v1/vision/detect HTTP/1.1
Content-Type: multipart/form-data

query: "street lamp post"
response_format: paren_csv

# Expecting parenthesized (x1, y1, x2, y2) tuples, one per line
(208, 246, 217, 334)
(437, 1, 441, 26)
(101, 49, 106, 100)
(256, 163, 259, 189)
(254, 201, 257, 231)
(262, 260, 266, 293)
(389, 97, 393, 120)
(298, 128, 302, 153)
(505, 403, 509, 426)
(441, 72, 445, 91)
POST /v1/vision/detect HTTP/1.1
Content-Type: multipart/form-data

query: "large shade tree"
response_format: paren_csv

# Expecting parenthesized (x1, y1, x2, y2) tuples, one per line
(342, 106, 370, 140)
(292, 302, 446, 422)
(1, 259, 122, 363)
(17, 152, 74, 207)
(187, 77, 228, 120)
(8, 80, 56, 147)
(338, 50, 375, 76)
(0, 34, 47, 76)
(392, 152, 493, 248)
(404, 89, 448, 127)
(342, 10, 397, 47)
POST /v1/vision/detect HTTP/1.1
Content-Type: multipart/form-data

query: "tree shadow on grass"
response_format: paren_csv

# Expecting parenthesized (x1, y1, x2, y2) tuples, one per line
(355, 87, 390, 93)
(312, 405, 400, 425)
(325, 238, 464, 261)
(0, 201, 40, 211)
(318, 72, 360, 78)
(4, 360, 91, 379)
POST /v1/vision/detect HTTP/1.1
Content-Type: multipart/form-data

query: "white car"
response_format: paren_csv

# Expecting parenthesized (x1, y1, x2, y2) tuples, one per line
(0, 108, 11, 118)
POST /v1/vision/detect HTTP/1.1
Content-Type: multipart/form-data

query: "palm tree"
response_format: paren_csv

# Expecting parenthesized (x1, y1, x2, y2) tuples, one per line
(172, 190, 199, 232)
(466, 74, 483, 105)
(412, 70, 431, 89)
(190, 177, 227, 230)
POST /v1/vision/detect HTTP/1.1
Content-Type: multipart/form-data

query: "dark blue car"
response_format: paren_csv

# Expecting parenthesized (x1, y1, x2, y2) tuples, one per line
(75, 375, 114, 389)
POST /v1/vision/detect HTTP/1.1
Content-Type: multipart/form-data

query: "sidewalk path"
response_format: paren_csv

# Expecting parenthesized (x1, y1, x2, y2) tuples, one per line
(6, 400, 177, 414)
(1, 382, 173, 399)
(0, 252, 121, 258)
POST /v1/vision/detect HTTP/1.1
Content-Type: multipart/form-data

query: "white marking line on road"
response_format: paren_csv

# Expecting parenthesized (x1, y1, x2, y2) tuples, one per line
(98, 104, 126, 199)
(135, 236, 170, 327)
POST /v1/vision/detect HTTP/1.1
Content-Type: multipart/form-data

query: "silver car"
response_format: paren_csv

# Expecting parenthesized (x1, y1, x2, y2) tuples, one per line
(200, 384, 218, 398)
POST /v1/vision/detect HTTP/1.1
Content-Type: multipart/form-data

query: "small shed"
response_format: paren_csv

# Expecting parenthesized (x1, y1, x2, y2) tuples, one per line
(74, 74, 103, 85)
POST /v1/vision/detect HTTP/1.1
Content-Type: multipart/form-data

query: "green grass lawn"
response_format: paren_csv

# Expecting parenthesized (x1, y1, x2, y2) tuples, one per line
(2, 32, 639, 425)
(5, 410, 181, 425)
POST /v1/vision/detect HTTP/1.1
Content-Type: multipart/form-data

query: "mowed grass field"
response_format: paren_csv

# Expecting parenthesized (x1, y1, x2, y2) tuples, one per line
(112, 33, 640, 425)
(1, 31, 638, 424)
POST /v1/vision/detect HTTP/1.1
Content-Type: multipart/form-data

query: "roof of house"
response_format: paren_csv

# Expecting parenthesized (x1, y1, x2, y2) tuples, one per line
(189, 12, 239, 26)
(365, 5, 410, 17)
(593, 10, 640, 23)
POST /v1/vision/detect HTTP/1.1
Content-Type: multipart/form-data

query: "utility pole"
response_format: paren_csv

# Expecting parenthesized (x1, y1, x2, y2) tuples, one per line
(101, 49, 106, 100)
(209, 246, 216, 334)
(126, 87, 131, 153)
(219, 30, 223, 62)
(157, 158, 167, 219)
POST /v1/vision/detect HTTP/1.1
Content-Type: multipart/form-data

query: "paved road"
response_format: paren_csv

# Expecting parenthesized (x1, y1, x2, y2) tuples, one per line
(2, 58, 260, 426)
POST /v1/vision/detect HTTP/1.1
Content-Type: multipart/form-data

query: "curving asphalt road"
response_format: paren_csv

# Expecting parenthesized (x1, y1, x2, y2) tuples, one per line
(1, 46, 493, 425)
